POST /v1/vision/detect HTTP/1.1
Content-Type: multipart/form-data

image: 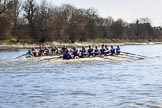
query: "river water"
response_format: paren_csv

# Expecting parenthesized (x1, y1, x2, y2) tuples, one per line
(0, 44, 162, 108)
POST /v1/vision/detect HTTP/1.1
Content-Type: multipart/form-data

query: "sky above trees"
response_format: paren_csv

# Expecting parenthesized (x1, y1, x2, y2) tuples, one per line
(43, 0, 162, 26)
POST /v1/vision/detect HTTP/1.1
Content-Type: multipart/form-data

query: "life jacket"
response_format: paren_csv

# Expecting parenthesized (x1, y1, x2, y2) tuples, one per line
(63, 53, 72, 59)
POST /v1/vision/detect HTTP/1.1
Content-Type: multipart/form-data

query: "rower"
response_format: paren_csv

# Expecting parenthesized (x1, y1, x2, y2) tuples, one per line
(39, 46, 44, 56)
(100, 44, 105, 55)
(63, 50, 72, 60)
(31, 47, 38, 57)
(51, 45, 58, 55)
(61, 45, 67, 54)
(87, 45, 94, 57)
(79, 46, 87, 58)
(104, 45, 109, 55)
(116, 45, 120, 55)
(72, 46, 79, 59)
(55, 46, 59, 54)
(110, 45, 115, 55)
(44, 46, 50, 56)
(93, 45, 100, 56)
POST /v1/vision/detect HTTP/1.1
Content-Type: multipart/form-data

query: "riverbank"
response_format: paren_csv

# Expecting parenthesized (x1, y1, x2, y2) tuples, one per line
(0, 41, 162, 50)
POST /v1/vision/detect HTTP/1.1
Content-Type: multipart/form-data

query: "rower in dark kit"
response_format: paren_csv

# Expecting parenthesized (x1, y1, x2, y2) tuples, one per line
(87, 45, 94, 57)
(39, 46, 44, 56)
(79, 46, 87, 58)
(116, 45, 120, 55)
(104, 45, 109, 55)
(51, 45, 59, 55)
(110, 45, 115, 55)
(93, 45, 100, 56)
(72, 46, 79, 59)
(100, 44, 105, 56)
(61, 45, 67, 54)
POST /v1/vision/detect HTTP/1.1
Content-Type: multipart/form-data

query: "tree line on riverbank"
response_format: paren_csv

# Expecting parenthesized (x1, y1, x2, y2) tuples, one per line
(0, 0, 162, 44)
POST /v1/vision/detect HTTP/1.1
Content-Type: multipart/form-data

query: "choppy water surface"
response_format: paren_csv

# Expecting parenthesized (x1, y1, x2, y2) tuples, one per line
(0, 44, 162, 108)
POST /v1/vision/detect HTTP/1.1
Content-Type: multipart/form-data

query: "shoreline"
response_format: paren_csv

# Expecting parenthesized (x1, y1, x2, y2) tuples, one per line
(0, 42, 162, 50)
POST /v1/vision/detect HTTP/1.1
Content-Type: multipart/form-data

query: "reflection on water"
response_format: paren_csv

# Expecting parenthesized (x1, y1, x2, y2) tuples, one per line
(0, 44, 162, 108)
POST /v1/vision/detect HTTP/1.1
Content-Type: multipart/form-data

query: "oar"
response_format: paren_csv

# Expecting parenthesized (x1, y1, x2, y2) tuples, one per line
(15, 54, 26, 59)
(115, 54, 143, 60)
(15, 50, 34, 59)
(101, 55, 123, 62)
(120, 51, 147, 58)
(127, 55, 145, 59)
(119, 53, 145, 60)
(107, 54, 135, 62)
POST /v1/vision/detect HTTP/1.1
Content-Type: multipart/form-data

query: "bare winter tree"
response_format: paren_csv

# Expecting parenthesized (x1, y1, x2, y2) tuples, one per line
(110, 18, 127, 39)
(0, 0, 15, 40)
(0, 0, 9, 15)
(1, 0, 162, 42)
(12, 0, 22, 27)
(23, 0, 37, 37)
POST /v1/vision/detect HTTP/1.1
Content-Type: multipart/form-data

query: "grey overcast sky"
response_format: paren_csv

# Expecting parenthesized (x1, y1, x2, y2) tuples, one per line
(43, 0, 162, 26)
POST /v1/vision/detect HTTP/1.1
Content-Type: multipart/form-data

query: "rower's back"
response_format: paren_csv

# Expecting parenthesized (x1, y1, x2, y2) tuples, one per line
(116, 45, 120, 54)
(110, 45, 115, 55)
